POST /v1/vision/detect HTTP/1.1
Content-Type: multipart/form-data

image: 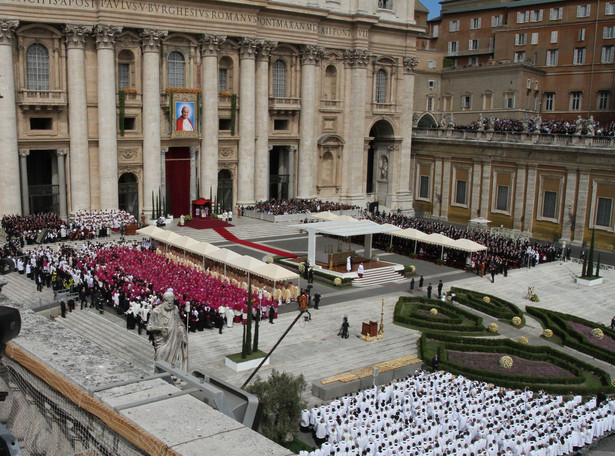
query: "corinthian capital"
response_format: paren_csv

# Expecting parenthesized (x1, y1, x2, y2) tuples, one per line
(141, 29, 167, 52)
(200, 33, 226, 57)
(94, 24, 123, 50)
(343, 49, 371, 68)
(64, 24, 93, 49)
(300, 44, 324, 65)
(0, 20, 19, 46)
(257, 40, 277, 60)
(403, 56, 419, 73)
(239, 37, 258, 59)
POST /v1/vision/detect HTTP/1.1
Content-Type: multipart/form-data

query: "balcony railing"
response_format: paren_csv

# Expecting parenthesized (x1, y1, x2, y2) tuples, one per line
(269, 97, 301, 111)
(412, 127, 615, 148)
(320, 99, 342, 111)
(372, 102, 397, 114)
(17, 90, 66, 107)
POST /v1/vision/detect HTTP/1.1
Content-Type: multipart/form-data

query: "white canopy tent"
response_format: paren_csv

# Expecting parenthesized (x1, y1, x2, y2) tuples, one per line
(289, 220, 400, 267)
(391, 227, 430, 253)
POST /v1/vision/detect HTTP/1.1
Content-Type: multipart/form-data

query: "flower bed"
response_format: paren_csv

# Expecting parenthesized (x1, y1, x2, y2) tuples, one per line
(447, 351, 574, 378)
(449, 287, 524, 323)
(568, 321, 615, 351)
(394, 296, 486, 333)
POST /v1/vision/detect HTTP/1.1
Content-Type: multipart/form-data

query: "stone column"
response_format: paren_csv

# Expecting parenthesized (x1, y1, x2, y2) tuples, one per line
(160, 147, 168, 195)
(94, 24, 122, 210)
(298, 45, 323, 199)
(479, 161, 491, 218)
(440, 158, 451, 220)
(433, 158, 443, 218)
(561, 169, 578, 243)
(200, 34, 225, 203)
(65, 24, 93, 213)
(394, 56, 418, 212)
(19, 150, 29, 215)
(254, 40, 276, 202)
(141, 29, 167, 215)
(56, 149, 68, 218)
(288, 145, 296, 198)
(237, 38, 257, 205)
(513, 167, 526, 230)
(0, 20, 22, 215)
(470, 162, 482, 217)
(189, 146, 198, 201)
(572, 170, 589, 245)
(523, 165, 537, 233)
(342, 49, 370, 203)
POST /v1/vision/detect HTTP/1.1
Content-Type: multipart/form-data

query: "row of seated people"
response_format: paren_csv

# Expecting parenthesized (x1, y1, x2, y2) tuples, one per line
(301, 369, 615, 456)
(246, 198, 360, 216)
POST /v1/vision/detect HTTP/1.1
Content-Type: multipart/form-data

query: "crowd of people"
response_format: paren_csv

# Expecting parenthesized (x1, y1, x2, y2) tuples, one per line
(363, 210, 559, 274)
(1, 210, 138, 246)
(459, 115, 615, 137)
(23, 240, 280, 336)
(245, 199, 360, 216)
(300, 370, 615, 456)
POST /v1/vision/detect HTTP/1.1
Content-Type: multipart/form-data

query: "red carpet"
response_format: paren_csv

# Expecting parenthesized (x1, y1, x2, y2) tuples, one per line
(183, 218, 234, 229)
(214, 228, 297, 258)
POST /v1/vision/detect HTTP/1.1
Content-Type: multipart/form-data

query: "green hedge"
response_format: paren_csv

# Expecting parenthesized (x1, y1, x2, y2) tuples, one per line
(394, 296, 486, 333)
(527, 306, 615, 365)
(449, 287, 524, 323)
(419, 332, 614, 395)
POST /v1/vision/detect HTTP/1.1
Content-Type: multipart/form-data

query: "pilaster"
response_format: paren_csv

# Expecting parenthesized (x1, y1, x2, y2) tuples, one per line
(65, 24, 92, 212)
(200, 33, 226, 203)
(141, 28, 167, 214)
(561, 169, 578, 242)
(523, 165, 537, 233)
(573, 171, 589, 245)
(479, 161, 491, 218)
(513, 167, 526, 230)
(160, 147, 168, 196)
(440, 158, 450, 220)
(189, 146, 198, 201)
(95, 24, 122, 209)
(0, 20, 22, 214)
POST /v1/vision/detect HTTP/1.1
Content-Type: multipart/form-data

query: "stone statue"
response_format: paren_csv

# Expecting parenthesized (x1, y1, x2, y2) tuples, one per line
(574, 115, 583, 135)
(488, 114, 495, 131)
(147, 290, 188, 370)
(521, 114, 530, 133)
(412, 112, 419, 127)
(478, 113, 485, 132)
(379, 156, 389, 180)
(440, 114, 447, 129)
(447, 113, 455, 129)
(586, 116, 595, 136)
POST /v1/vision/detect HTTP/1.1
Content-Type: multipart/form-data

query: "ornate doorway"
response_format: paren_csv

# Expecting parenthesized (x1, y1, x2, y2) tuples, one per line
(217, 169, 233, 211)
(27, 150, 59, 214)
(118, 173, 139, 218)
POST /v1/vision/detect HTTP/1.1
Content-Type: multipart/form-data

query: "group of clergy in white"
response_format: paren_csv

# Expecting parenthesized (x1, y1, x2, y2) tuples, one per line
(300, 369, 615, 456)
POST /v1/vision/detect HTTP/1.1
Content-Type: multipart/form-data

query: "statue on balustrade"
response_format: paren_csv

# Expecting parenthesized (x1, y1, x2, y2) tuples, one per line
(147, 290, 188, 371)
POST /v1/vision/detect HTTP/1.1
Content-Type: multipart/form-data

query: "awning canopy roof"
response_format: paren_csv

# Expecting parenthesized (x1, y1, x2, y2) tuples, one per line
(290, 220, 400, 237)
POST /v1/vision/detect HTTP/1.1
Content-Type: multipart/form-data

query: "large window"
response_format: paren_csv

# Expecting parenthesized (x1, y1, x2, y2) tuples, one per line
(324, 65, 337, 100)
(570, 91, 582, 110)
(602, 45, 615, 63)
(531, 33, 539, 45)
(542, 191, 557, 219)
(544, 92, 555, 111)
(470, 18, 481, 29)
(530, 10, 543, 22)
(546, 49, 559, 66)
(461, 95, 472, 109)
(491, 15, 503, 27)
(515, 33, 527, 45)
(118, 63, 130, 90)
(419, 175, 430, 199)
(514, 51, 526, 63)
(375, 69, 388, 103)
(167, 51, 185, 88)
(496, 186, 509, 211)
(218, 68, 228, 92)
(549, 7, 563, 20)
(272, 59, 287, 98)
(448, 41, 459, 56)
(607, 2, 615, 14)
(468, 39, 479, 51)
(604, 26, 615, 39)
(573, 48, 586, 65)
(596, 198, 613, 227)
(449, 20, 459, 32)
(577, 4, 591, 17)
(599, 91, 610, 110)
(455, 180, 467, 205)
(26, 43, 49, 91)
(378, 0, 393, 9)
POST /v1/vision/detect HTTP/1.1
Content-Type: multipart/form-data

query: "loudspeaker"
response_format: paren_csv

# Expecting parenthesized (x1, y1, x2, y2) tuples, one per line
(0, 307, 21, 345)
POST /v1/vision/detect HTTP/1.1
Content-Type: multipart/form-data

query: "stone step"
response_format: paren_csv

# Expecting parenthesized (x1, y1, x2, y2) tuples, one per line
(353, 267, 407, 288)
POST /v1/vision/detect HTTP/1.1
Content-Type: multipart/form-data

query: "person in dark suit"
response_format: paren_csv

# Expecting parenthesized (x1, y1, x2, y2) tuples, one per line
(313, 293, 321, 310)
(269, 305, 275, 324)
(437, 280, 443, 298)
(427, 283, 433, 299)
(419, 275, 424, 290)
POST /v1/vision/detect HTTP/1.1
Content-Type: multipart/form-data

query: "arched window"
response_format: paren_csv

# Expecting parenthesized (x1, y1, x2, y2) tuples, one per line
(218, 56, 233, 92)
(117, 49, 134, 90)
(375, 69, 387, 103)
(324, 65, 337, 100)
(272, 59, 287, 98)
(167, 51, 185, 88)
(26, 43, 49, 90)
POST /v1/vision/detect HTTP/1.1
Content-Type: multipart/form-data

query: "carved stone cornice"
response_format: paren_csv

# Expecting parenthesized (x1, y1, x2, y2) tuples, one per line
(257, 40, 277, 60)
(64, 24, 93, 49)
(343, 49, 371, 68)
(239, 37, 258, 60)
(94, 24, 123, 50)
(141, 29, 167, 53)
(300, 44, 324, 65)
(403, 56, 419, 74)
(200, 33, 226, 57)
(0, 20, 19, 46)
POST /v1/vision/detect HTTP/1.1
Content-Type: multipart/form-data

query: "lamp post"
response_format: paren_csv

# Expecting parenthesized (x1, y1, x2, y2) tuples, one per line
(185, 301, 190, 371)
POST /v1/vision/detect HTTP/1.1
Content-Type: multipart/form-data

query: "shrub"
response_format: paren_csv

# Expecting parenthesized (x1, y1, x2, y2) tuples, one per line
(543, 329, 553, 338)
(512, 316, 522, 326)
(499, 355, 513, 369)
(298, 263, 306, 273)
(483, 296, 491, 303)
(592, 328, 604, 339)
(334, 277, 342, 286)
(517, 336, 529, 345)
(266, 256, 274, 264)
(430, 308, 438, 316)
(488, 323, 499, 333)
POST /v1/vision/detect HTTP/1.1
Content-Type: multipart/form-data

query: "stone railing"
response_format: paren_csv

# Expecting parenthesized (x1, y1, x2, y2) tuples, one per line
(412, 127, 615, 148)
(320, 99, 342, 111)
(268, 97, 301, 111)
(17, 89, 66, 106)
